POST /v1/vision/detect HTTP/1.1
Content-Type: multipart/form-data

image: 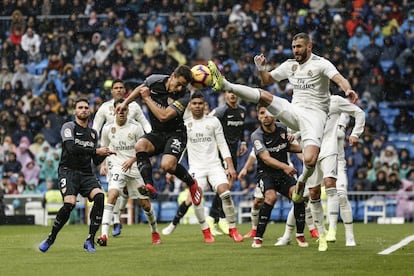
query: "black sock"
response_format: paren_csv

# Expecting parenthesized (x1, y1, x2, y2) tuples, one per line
(294, 202, 306, 234)
(173, 202, 191, 225)
(88, 193, 104, 241)
(209, 193, 222, 223)
(49, 203, 74, 242)
(256, 202, 273, 239)
(173, 164, 194, 186)
(136, 152, 153, 185)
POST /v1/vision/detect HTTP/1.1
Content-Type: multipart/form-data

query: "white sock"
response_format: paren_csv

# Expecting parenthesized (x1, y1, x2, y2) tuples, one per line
(338, 193, 354, 239)
(112, 197, 122, 224)
(220, 191, 236, 229)
(298, 165, 315, 185)
(101, 204, 114, 237)
(326, 188, 339, 231)
(282, 207, 295, 240)
(223, 79, 261, 103)
(251, 206, 259, 230)
(305, 204, 316, 231)
(144, 206, 158, 233)
(119, 194, 128, 211)
(194, 202, 208, 230)
(309, 199, 326, 235)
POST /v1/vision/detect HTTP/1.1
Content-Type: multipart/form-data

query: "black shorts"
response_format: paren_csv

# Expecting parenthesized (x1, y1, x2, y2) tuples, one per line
(58, 167, 102, 200)
(143, 130, 187, 159)
(257, 173, 296, 199)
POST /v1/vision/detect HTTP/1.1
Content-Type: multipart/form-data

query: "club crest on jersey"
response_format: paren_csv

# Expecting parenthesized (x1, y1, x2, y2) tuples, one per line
(280, 133, 286, 139)
(111, 127, 116, 134)
(188, 122, 192, 129)
(91, 132, 95, 139)
(308, 70, 313, 77)
(128, 133, 134, 140)
(292, 64, 297, 72)
(240, 112, 245, 119)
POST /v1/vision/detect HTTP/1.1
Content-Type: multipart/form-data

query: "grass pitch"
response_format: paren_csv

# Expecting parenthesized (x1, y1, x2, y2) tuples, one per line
(0, 223, 413, 276)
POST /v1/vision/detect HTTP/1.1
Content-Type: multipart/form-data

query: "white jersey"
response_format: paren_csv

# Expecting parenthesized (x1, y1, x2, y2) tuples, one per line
(101, 121, 144, 178)
(319, 95, 365, 159)
(185, 114, 231, 170)
(93, 99, 151, 134)
(270, 54, 339, 113)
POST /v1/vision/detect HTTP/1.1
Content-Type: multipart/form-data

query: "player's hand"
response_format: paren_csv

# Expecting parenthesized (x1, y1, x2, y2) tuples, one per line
(165, 173, 174, 184)
(287, 133, 295, 143)
(96, 147, 116, 156)
(239, 142, 248, 156)
(346, 89, 359, 104)
(140, 87, 151, 99)
(238, 168, 247, 180)
(115, 102, 127, 114)
(121, 159, 134, 172)
(254, 54, 267, 71)
(283, 165, 297, 177)
(349, 135, 359, 146)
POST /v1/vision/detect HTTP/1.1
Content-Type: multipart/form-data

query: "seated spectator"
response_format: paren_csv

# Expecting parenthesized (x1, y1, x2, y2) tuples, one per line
(371, 169, 388, 191)
(393, 109, 414, 133)
(353, 168, 372, 191)
(29, 133, 49, 155)
(379, 145, 399, 168)
(15, 136, 35, 168)
(15, 172, 26, 194)
(365, 107, 388, 136)
(396, 169, 414, 222)
(387, 171, 402, 192)
(3, 152, 22, 181)
(21, 160, 40, 186)
(23, 180, 41, 195)
(3, 175, 18, 195)
(12, 114, 34, 145)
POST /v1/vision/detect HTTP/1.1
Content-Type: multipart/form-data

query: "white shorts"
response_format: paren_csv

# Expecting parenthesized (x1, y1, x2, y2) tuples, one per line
(267, 97, 327, 147)
(108, 169, 148, 199)
(190, 166, 228, 192)
(306, 154, 338, 189)
(254, 179, 264, 199)
(336, 160, 347, 194)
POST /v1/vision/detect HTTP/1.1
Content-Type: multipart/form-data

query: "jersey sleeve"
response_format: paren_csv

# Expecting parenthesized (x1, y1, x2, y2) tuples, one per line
(100, 125, 110, 147)
(61, 122, 75, 142)
(92, 104, 106, 133)
(213, 117, 231, 159)
(131, 102, 152, 133)
(336, 97, 365, 138)
(250, 129, 266, 156)
(169, 92, 190, 117)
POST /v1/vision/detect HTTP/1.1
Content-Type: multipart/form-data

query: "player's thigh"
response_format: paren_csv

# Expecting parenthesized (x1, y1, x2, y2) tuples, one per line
(306, 163, 323, 189)
(58, 167, 80, 197)
(320, 154, 338, 181)
(164, 132, 186, 159)
(140, 132, 164, 155)
(298, 108, 327, 147)
(190, 169, 209, 191)
(336, 161, 348, 194)
(79, 173, 102, 200)
(267, 96, 300, 131)
(206, 167, 228, 192)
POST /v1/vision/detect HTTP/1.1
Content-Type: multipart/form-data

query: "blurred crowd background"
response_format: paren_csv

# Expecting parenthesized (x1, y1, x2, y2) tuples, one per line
(0, 0, 413, 199)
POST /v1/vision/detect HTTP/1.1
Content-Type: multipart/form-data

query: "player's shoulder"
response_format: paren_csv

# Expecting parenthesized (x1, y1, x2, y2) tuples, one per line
(145, 74, 168, 86)
(62, 121, 75, 129)
(275, 122, 287, 131)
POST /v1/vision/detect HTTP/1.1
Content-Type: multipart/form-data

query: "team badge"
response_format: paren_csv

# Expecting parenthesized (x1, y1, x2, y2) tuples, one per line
(308, 70, 313, 76)
(280, 133, 286, 139)
(64, 128, 72, 138)
(188, 122, 192, 129)
(111, 127, 116, 134)
(91, 132, 95, 139)
(292, 64, 297, 72)
(254, 140, 263, 150)
(240, 112, 245, 119)
(128, 133, 133, 140)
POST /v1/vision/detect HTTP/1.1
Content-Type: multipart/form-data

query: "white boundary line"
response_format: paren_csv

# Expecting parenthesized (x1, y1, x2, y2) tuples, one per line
(378, 235, 414, 255)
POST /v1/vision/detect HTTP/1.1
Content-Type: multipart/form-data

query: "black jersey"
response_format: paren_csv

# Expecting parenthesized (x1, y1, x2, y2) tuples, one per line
(59, 121, 101, 173)
(211, 103, 246, 147)
(250, 122, 290, 177)
(144, 74, 190, 133)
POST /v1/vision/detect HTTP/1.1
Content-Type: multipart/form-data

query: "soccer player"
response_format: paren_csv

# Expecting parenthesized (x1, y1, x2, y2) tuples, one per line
(305, 95, 365, 251)
(207, 32, 358, 205)
(249, 105, 307, 248)
(326, 111, 364, 246)
(97, 99, 160, 246)
(93, 79, 151, 237)
(206, 91, 248, 235)
(163, 91, 244, 243)
(39, 98, 116, 253)
(115, 65, 202, 206)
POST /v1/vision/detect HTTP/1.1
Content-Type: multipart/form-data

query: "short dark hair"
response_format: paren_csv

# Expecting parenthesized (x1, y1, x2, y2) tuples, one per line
(113, 98, 125, 108)
(111, 79, 124, 89)
(191, 90, 205, 101)
(74, 97, 89, 108)
(174, 65, 193, 83)
(293, 32, 311, 43)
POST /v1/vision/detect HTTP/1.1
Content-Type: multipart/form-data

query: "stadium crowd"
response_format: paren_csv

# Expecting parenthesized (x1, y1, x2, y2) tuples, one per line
(0, 0, 414, 201)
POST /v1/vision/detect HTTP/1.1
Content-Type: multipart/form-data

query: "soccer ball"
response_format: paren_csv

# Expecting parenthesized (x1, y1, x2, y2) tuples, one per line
(191, 64, 211, 89)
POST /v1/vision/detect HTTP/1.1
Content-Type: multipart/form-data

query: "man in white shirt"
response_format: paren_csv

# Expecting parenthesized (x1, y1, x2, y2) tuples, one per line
(93, 79, 151, 237)
(97, 98, 160, 246)
(162, 91, 244, 243)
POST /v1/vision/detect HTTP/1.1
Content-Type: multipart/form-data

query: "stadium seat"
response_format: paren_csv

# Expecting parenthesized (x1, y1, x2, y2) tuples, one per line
(385, 199, 397, 217)
(159, 201, 178, 222)
(237, 200, 253, 224)
(364, 196, 386, 223)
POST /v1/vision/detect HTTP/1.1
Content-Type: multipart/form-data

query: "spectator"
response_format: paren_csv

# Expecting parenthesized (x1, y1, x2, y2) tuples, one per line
(378, 144, 400, 168)
(387, 171, 402, 191)
(3, 152, 22, 181)
(21, 160, 41, 186)
(20, 27, 41, 54)
(74, 42, 94, 74)
(15, 136, 35, 168)
(347, 26, 370, 52)
(40, 119, 61, 148)
(0, 64, 14, 90)
(29, 133, 48, 155)
(11, 64, 33, 90)
(396, 169, 414, 221)
(365, 107, 388, 136)
(353, 168, 372, 191)
(371, 169, 388, 191)
(383, 65, 405, 101)
(15, 172, 26, 194)
(393, 109, 414, 133)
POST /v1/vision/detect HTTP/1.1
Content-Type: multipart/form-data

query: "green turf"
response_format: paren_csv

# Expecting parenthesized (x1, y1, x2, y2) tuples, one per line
(0, 223, 413, 276)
